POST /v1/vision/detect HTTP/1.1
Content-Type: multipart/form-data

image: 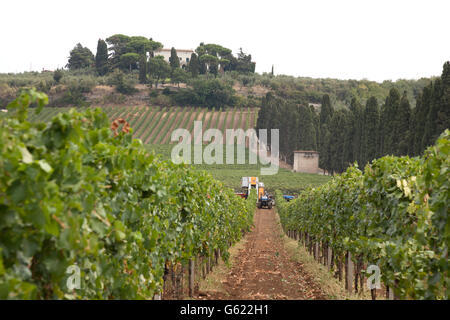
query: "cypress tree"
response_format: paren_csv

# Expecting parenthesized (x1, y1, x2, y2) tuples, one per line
(414, 85, 431, 154)
(319, 94, 333, 171)
(362, 96, 379, 165)
(188, 53, 199, 77)
(138, 54, 147, 84)
(423, 79, 444, 148)
(169, 47, 180, 73)
(320, 94, 333, 125)
(436, 61, 450, 138)
(348, 97, 364, 165)
(95, 39, 109, 76)
(298, 105, 317, 151)
(396, 91, 411, 156)
(382, 88, 401, 155)
(328, 110, 348, 174)
(311, 105, 320, 150)
(320, 124, 331, 174)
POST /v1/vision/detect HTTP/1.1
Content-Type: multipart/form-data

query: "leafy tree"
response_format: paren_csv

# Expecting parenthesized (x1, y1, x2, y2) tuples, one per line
(171, 68, 187, 87)
(193, 79, 235, 109)
(95, 39, 109, 76)
(219, 59, 230, 73)
(235, 48, 256, 73)
(199, 54, 218, 76)
(148, 56, 170, 88)
(120, 52, 140, 72)
(106, 34, 162, 70)
(126, 36, 153, 54)
(53, 69, 63, 84)
(147, 38, 163, 58)
(106, 34, 131, 69)
(66, 43, 94, 70)
(109, 69, 137, 94)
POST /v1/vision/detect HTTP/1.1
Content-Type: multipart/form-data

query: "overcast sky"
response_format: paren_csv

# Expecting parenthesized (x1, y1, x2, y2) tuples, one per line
(1, 0, 449, 82)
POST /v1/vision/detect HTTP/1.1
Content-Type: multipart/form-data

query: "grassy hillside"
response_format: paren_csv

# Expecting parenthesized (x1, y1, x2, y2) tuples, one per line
(146, 144, 331, 194)
(26, 106, 330, 193)
(28, 105, 259, 144)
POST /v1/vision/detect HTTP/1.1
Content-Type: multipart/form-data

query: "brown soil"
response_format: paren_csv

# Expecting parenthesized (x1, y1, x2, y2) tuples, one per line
(237, 110, 248, 145)
(189, 110, 204, 136)
(146, 111, 168, 143)
(161, 107, 189, 144)
(245, 110, 256, 147)
(195, 111, 211, 144)
(169, 107, 192, 144)
(232, 84, 269, 97)
(222, 111, 234, 143)
(133, 107, 156, 138)
(208, 111, 219, 130)
(232, 110, 241, 129)
(217, 111, 227, 132)
(199, 209, 327, 300)
(152, 109, 178, 144)
(140, 108, 161, 143)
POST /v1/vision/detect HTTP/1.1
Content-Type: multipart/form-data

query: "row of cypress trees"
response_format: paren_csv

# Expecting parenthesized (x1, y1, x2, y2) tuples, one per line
(257, 62, 450, 174)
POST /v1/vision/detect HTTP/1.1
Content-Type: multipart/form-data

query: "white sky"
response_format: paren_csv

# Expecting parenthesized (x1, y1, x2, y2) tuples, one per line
(1, 0, 449, 82)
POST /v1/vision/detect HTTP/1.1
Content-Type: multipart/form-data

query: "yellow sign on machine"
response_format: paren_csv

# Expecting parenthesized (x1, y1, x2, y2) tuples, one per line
(241, 177, 272, 209)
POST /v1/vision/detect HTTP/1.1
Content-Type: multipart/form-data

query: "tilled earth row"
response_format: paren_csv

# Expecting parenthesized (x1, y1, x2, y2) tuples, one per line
(200, 208, 326, 300)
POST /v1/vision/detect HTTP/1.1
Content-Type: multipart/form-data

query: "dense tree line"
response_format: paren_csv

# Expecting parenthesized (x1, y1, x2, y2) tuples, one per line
(66, 36, 255, 88)
(257, 62, 450, 173)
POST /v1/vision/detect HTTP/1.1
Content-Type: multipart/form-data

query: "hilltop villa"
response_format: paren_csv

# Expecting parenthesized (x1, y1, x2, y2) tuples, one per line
(154, 48, 194, 67)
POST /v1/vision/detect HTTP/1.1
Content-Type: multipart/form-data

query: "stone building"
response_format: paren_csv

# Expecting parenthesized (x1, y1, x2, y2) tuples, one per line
(154, 48, 194, 67)
(293, 150, 319, 174)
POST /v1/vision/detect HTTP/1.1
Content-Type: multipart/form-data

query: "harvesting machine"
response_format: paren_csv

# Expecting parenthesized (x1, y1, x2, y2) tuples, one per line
(241, 177, 274, 209)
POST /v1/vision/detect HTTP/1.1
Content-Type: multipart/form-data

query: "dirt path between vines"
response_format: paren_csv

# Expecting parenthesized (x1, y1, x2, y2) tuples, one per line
(200, 209, 326, 300)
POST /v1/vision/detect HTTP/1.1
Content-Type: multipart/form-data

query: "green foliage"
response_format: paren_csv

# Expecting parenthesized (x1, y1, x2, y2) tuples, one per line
(188, 53, 199, 78)
(95, 39, 109, 76)
(108, 69, 137, 95)
(120, 53, 140, 72)
(171, 68, 187, 87)
(52, 78, 96, 107)
(106, 34, 162, 71)
(148, 56, 170, 88)
(195, 43, 255, 76)
(146, 144, 331, 194)
(362, 96, 379, 165)
(53, 69, 63, 84)
(138, 55, 147, 84)
(0, 91, 254, 299)
(169, 47, 180, 71)
(276, 130, 449, 299)
(66, 43, 94, 70)
(256, 92, 317, 164)
(173, 79, 236, 110)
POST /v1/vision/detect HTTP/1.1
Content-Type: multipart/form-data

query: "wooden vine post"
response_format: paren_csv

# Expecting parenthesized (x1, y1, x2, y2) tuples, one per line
(188, 259, 195, 297)
(345, 251, 354, 294)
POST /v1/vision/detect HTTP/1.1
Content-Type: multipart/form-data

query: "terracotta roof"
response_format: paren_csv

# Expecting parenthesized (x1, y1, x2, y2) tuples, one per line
(156, 48, 194, 52)
(293, 150, 319, 153)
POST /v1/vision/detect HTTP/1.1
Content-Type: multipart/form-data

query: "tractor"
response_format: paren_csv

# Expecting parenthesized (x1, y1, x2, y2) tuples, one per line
(241, 177, 273, 209)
